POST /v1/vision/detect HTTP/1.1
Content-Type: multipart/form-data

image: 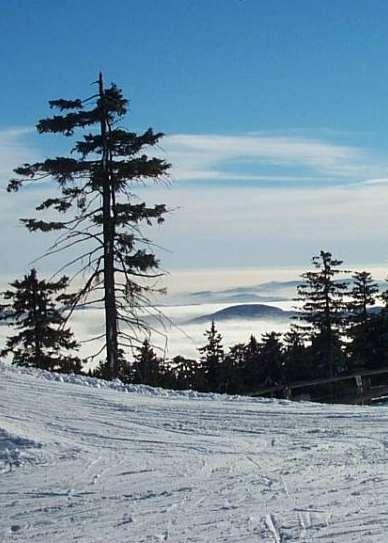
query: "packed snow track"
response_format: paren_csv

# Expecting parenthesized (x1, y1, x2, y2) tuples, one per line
(0, 364, 387, 542)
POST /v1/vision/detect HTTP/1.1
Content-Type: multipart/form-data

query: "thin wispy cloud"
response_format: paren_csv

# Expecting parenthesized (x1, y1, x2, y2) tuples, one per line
(139, 180, 388, 270)
(0, 127, 38, 178)
(2, 126, 388, 276)
(162, 133, 388, 184)
(361, 177, 388, 185)
(2, 127, 387, 187)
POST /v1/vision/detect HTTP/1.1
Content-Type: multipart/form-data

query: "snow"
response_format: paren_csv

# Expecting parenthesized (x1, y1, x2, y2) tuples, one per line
(0, 363, 388, 541)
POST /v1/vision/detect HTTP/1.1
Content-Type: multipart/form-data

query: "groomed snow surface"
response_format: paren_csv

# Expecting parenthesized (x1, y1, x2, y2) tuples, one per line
(1, 364, 387, 542)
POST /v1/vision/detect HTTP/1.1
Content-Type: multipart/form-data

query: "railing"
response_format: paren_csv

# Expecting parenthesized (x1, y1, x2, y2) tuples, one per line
(251, 367, 388, 404)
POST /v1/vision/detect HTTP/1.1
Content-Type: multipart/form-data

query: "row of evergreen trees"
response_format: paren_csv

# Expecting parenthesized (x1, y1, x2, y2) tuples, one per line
(2, 252, 388, 399)
(92, 251, 388, 395)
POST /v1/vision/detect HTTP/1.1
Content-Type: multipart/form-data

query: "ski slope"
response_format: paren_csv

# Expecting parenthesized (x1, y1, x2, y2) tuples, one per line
(0, 364, 387, 542)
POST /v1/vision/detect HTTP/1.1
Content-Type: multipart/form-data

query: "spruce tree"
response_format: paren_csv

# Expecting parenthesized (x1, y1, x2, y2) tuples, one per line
(348, 271, 379, 324)
(172, 355, 199, 390)
(295, 251, 348, 378)
(242, 334, 261, 390)
(282, 329, 310, 382)
(131, 339, 162, 386)
(7, 74, 170, 378)
(198, 321, 224, 391)
(345, 282, 388, 371)
(259, 332, 284, 385)
(0, 269, 81, 372)
(359, 311, 388, 370)
(347, 271, 379, 370)
(223, 342, 246, 393)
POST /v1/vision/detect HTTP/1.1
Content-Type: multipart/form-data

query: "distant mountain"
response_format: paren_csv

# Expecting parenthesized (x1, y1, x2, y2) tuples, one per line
(188, 304, 296, 324)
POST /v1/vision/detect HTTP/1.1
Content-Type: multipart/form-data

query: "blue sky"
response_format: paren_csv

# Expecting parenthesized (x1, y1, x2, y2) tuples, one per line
(1, 0, 388, 137)
(2, 0, 388, 284)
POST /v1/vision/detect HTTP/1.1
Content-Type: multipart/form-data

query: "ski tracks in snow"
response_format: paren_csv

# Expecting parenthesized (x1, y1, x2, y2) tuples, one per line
(1, 365, 388, 541)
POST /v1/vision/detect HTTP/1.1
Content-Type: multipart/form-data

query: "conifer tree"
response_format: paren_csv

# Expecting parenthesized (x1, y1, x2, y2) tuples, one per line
(348, 271, 379, 324)
(358, 311, 388, 370)
(245, 334, 260, 359)
(241, 334, 261, 390)
(347, 271, 379, 370)
(172, 355, 199, 390)
(93, 347, 129, 381)
(92, 359, 113, 381)
(283, 329, 310, 382)
(223, 342, 246, 393)
(380, 286, 388, 309)
(7, 74, 170, 378)
(131, 339, 162, 386)
(0, 269, 81, 372)
(259, 331, 284, 385)
(343, 280, 388, 371)
(295, 251, 348, 378)
(198, 321, 224, 391)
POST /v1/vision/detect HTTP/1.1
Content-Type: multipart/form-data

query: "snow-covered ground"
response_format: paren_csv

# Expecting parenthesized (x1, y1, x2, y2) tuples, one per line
(1, 364, 387, 542)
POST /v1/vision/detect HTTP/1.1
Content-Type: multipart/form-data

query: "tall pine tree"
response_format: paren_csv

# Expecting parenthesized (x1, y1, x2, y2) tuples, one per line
(0, 269, 81, 372)
(198, 321, 224, 391)
(7, 74, 170, 378)
(347, 271, 379, 370)
(295, 251, 348, 378)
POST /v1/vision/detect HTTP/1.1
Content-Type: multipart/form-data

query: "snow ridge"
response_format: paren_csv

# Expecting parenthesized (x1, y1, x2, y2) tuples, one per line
(0, 362, 281, 403)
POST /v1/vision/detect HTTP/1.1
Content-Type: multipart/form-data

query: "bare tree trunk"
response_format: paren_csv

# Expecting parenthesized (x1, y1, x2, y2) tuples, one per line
(99, 72, 119, 378)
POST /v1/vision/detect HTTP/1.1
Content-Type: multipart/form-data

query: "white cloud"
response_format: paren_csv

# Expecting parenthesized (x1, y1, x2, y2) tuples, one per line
(0, 127, 38, 177)
(137, 181, 388, 270)
(361, 177, 388, 185)
(161, 133, 388, 183)
(2, 127, 388, 280)
(166, 133, 358, 163)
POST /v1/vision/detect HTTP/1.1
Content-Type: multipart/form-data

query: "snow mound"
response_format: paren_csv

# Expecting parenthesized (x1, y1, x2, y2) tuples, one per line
(0, 428, 42, 473)
(0, 362, 277, 404)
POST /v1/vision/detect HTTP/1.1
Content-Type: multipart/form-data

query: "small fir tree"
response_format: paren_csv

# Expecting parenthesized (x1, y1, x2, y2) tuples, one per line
(0, 269, 81, 372)
(241, 334, 261, 390)
(198, 321, 224, 391)
(258, 331, 284, 385)
(172, 355, 200, 390)
(282, 329, 310, 382)
(131, 339, 162, 386)
(223, 342, 246, 393)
